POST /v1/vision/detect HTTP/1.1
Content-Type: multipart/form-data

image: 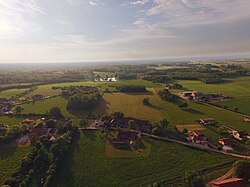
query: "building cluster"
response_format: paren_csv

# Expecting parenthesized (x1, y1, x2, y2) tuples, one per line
(181, 91, 228, 101)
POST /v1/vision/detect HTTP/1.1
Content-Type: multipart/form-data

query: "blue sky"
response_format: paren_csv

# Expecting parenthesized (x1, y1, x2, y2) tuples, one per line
(0, 0, 250, 63)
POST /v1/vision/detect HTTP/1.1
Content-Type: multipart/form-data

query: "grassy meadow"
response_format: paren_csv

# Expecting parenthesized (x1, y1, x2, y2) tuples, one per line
(176, 76, 250, 98)
(216, 98, 250, 115)
(51, 131, 235, 187)
(0, 116, 25, 126)
(0, 147, 31, 185)
(0, 88, 28, 98)
(94, 91, 163, 122)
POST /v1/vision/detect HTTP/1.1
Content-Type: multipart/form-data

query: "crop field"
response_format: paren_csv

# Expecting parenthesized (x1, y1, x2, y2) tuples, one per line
(51, 131, 235, 187)
(176, 124, 205, 132)
(0, 88, 28, 98)
(146, 89, 250, 133)
(176, 76, 250, 98)
(105, 132, 151, 157)
(94, 92, 163, 122)
(24, 86, 60, 97)
(0, 116, 25, 126)
(0, 147, 31, 185)
(216, 98, 250, 115)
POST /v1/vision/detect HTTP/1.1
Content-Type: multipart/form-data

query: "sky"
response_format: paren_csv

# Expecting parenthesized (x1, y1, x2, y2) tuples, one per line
(0, 0, 250, 63)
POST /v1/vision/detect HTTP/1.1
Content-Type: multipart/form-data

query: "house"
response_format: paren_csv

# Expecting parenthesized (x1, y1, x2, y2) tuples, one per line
(218, 138, 234, 147)
(32, 128, 49, 136)
(203, 94, 228, 101)
(112, 131, 138, 147)
(191, 91, 203, 99)
(199, 118, 216, 125)
(124, 117, 152, 133)
(244, 117, 250, 122)
(0, 98, 10, 104)
(230, 130, 249, 141)
(21, 119, 36, 125)
(188, 130, 206, 144)
(182, 91, 194, 97)
(212, 178, 246, 187)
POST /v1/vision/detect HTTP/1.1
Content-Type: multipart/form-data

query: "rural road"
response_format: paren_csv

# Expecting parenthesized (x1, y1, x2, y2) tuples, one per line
(142, 133, 250, 160)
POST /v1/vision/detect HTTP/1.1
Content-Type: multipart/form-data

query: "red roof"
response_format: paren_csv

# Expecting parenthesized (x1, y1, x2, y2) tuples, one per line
(193, 130, 204, 137)
(212, 178, 244, 186)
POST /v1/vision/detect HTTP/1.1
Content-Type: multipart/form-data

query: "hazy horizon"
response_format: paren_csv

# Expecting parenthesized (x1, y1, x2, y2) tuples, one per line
(1, 0, 250, 63)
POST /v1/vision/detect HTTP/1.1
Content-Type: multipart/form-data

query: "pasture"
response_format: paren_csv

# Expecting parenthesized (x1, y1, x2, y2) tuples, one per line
(0, 88, 28, 98)
(216, 98, 250, 115)
(176, 76, 250, 98)
(24, 86, 60, 97)
(51, 131, 235, 187)
(94, 92, 163, 122)
(0, 147, 31, 185)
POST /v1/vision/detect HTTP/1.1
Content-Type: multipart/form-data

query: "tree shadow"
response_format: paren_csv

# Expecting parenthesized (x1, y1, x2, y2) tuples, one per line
(50, 134, 80, 187)
(0, 146, 17, 159)
(183, 108, 204, 115)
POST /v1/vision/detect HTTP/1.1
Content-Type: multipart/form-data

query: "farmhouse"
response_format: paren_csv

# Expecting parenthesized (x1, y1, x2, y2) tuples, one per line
(244, 117, 250, 122)
(187, 130, 206, 144)
(212, 178, 245, 187)
(21, 119, 36, 125)
(230, 130, 249, 141)
(199, 118, 216, 125)
(112, 131, 138, 147)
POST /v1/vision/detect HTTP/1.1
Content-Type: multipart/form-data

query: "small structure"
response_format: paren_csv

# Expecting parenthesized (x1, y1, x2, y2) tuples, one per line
(199, 118, 216, 125)
(212, 178, 245, 187)
(218, 138, 234, 147)
(187, 130, 206, 144)
(244, 117, 250, 122)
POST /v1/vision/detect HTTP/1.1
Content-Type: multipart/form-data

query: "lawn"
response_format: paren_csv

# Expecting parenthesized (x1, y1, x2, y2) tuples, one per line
(176, 76, 250, 98)
(51, 131, 235, 187)
(94, 91, 163, 123)
(0, 147, 31, 185)
(0, 88, 28, 98)
(216, 98, 250, 115)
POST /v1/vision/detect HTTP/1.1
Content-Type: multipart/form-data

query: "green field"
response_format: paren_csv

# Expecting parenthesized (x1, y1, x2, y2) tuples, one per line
(23, 80, 162, 98)
(216, 98, 250, 115)
(0, 88, 28, 98)
(0, 116, 25, 126)
(0, 147, 31, 185)
(95, 91, 163, 122)
(177, 77, 250, 98)
(51, 131, 235, 187)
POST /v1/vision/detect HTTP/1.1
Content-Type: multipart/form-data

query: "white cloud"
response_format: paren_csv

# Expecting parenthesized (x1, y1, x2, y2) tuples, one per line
(89, 1, 98, 6)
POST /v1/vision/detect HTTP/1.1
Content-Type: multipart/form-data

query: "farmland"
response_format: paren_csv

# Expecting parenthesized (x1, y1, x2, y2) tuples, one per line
(176, 77, 250, 98)
(0, 147, 31, 185)
(216, 98, 250, 115)
(51, 131, 235, 187)
(0, 88, 28, 98)
(94, 92, 163, 122)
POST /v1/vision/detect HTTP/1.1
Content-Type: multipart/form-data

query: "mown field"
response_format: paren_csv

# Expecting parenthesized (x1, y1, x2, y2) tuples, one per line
(176, 76, 250, 98)
(0, 88, 28, 98)
(94, 91, 163, 123)
(51, 131, 235, 187)
(0, 147, 31, 185)
(216, 98, 250, 115)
